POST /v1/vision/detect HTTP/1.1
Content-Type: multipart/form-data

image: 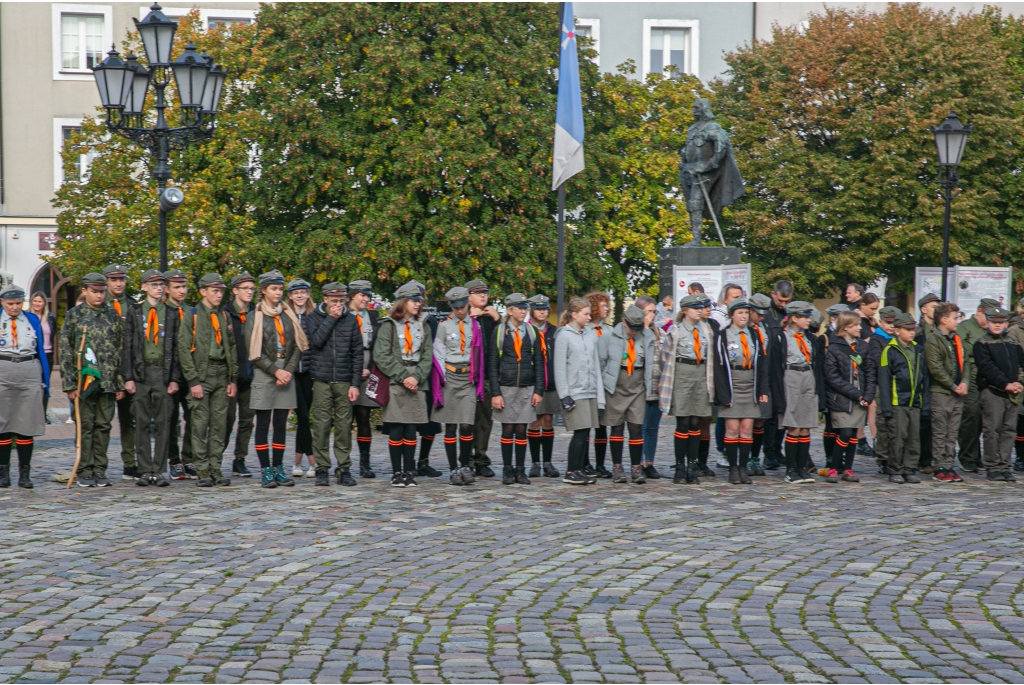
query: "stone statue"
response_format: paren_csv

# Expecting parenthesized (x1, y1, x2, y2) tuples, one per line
(679, 98, 745, 247)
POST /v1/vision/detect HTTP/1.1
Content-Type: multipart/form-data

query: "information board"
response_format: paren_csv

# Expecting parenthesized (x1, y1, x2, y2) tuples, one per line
(673, 264, 752, 311)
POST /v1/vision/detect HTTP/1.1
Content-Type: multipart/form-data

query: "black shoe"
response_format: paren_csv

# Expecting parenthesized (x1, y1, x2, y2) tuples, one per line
(1004, 471, 1018, 482)
(417, 460, 442, 478)
(135, 474, 150, 487)
(903, 473, 920, 484)
(0, 464, 10, 488)
(77, 473, 96, 488)
(857, 441, 874, 457)
(562, 470, 587, 485)
(888, 474, 905, 484)
(403, 471, 418, 487)
(738, 466, 752, 485)
(785, 470, 801, 484)
(987, 470, 1003, 481)
(594, 465, 612, 479)
(962, 465, 980, 473)
(339, 468, 356, 486)
(644, 464, 662, 480)
(476, 465, 495, 478)
(672, 464, 685, 484)
(184, 463, 198, 479)
(390, 473, 404, 487)
(543, 462, 560, 478)
(877, 463, 889, 475)
(528, 462, 541, 478)
(686, 464, 701, 485)
(122, 465, 137, 481)
(17, 465, 32, 489)
(197, 477, 214, 487)
(1014, 460, 1024, 472)
(359, 455, 376, 478)
(233, 459, 253, 477)
(762, 458, 780, 471)
(728, 466, 741, 485)
(315, 468, 330, 486)
(214, 475, 231, 486)
(515, 467, 531, 485)
(698, 465, 716, 477)
(583, 464, 597, 477)
(94, 471, 112, 487)
(153, 474, 169, 487)
(502, 467, 516, 485)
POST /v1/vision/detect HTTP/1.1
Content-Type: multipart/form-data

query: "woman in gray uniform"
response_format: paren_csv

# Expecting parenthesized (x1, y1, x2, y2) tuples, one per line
(348, 280, 380, 478)
(782, 301, 821, 484)
(553, 297, 603, 485)
(527, 294, 560, 478)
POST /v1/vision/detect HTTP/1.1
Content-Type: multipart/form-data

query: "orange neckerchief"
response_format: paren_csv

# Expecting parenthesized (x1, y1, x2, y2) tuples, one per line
(273, 315, 285, 347)
(739, 330, 752, 369)
(594, 324, 603, 337)
(513, 327, 523, 362)
(211, 313, 223, 346)
(112, 299, 122, 317)
(692, 327, 702, 364)
(753, 325, 766, 354)
(146, 306, 159, 344)
(356, 313, 363, 335)
(404, 321, 413, 355)
(458, 318, 466, 355)
(953, 333, 964, 373)
(850, 340, 858, 373)
(239, 310, 246, 325)
(9, 318, 16, 348)
(794, 332, 812, 363)
(626, 337, 636, 376)
(537, 324, 548, 365)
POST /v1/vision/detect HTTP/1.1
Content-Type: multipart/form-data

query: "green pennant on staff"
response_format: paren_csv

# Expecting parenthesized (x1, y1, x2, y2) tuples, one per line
(79, 333, 102, 398)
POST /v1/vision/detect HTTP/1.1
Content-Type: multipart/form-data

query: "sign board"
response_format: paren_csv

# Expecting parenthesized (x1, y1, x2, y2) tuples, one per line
(38, 232, 58, 251)
(913, 267, 955, 317)
(913, 266, 1012, 317)
(673, 264, 752, 311)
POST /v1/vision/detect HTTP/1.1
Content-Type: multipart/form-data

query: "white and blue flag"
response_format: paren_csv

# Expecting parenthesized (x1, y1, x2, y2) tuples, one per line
(552, 2, 585, 191)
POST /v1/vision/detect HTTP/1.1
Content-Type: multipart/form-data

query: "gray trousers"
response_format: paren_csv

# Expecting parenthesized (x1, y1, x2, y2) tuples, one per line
(981, 388, 1016, 472)
(133, 366, 173, 476)
(883, 406, 920, 475)
(311, 380, 353, 471)
(930, 392, 963, 471)
(224, 382, 255, 460)
(957, 379, 982, 469)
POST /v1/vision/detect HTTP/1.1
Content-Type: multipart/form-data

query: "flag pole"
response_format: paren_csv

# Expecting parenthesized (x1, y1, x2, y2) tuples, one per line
(557, 183, 565, 316)
(67, 325, 87, 489)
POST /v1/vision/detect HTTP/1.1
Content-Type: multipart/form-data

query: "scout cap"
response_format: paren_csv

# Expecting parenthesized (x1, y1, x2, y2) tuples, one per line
(163, 269, 187, 283)
(348, 280, 373, 296)
(82, 273, 107, 289)
(785, 301, 813, 317)
(826, 303, 848, 317)
(140, 269, 164, 285)
(102, 263, 127, 278)
(893, 312, 917, 328)
(0, 284, 25, 300)
(1011, 313, 1023, 326)
(980, 297, 1001, 311)
(198, 273, 226, 289)
(678, 294, 702, 310)
(878, 306, 901, 322)
(322, 282, 347, 296)
(445, 286, 469, 308)
(726, 297, 750, 314)
(464, 279, 488, 294)
(811, 307, 825, 330)
(504, 293, 529, 309)
(230, 272, 255, 288)
(259, 270, 285, 286)
(528, 294, 550, 310)
(917, 293, 941, 308)
(693, 293, 712, 309)
(411, 280, 426, 295)
(749, 293, 771, 315)
(986, 307, 1011, 322)
(622, 304, 645, 329)
(394, 281, 423, 301)
(287, 278, 311, 292)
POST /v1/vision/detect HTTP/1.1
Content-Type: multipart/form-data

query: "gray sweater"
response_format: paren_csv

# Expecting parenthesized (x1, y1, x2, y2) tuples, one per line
(597, 322, 655, 396)
(554, 324, 605, 407)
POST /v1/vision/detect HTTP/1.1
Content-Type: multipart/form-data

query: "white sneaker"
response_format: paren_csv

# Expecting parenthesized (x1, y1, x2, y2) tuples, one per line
(716, 456, 730, 468)
(292, 466, 304, 477)
(305, 466, 316, 478)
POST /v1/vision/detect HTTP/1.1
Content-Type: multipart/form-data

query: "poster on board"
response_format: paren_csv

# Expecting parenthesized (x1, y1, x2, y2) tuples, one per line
(672, 265, 752, 311)
(913, 267, 956, 317)
(955, 266, 1013, 314)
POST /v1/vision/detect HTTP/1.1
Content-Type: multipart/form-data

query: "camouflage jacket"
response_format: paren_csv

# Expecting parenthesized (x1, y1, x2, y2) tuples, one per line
(59, 303, 126, 393)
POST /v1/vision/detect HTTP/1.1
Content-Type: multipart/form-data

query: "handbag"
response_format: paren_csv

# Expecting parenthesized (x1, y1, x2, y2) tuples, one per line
(364, 321, 394, 406)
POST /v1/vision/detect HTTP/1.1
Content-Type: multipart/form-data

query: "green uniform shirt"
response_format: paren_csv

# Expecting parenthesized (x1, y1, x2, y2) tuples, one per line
(142, 300, 166, 362)
(956, 315, 988, 383)
(198, 302, 227, 361)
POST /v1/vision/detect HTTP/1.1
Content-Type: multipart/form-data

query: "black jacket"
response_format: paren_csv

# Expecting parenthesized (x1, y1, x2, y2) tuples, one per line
(475, 312, 498, 377)
(824, 334, 876, 414)
(712, 325, 770, 407)
(811, 331, 828, 411)
(761, 316, 788, 417)
(222, 300, 255, 386)
(123, 301, 182, 386)
(877, 338, 929, 417)
(535, 322, 557, 392)
(974, 333, 1024, 398)
(488, 321, 544, 396)
(305, 303, 363, 385)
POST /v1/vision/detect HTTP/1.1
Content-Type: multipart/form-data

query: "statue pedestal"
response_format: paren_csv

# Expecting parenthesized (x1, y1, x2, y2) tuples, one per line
(659, 246, 742, 300)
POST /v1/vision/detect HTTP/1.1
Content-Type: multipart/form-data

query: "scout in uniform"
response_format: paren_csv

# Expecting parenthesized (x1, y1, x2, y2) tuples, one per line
(974, 306, 1024, 482)
(287, 278, 316, 477)
(925, 302, 968, 483)
(0, 285, 50, 489)
(163, 269, 197, 479)
(865, 306, 901, 473)
(527, 294, 560, 478)
(824, 311, 876, 483)
(103, 263, 137, 480)
(222, 272, 256, 477)
(819, 303, 850, 471)
(1007, 306, 1024, 471)
(178, 274, 238, 487)
(466, 279, 498, 477)
(431, 286, 483, 486)
(61, 273, 126, 487)
(915, 293, 941, 473)
(412, 280, 443, 479)
(657, 294, 715, 484)
(957, 298, 999, 472)
(878, 312, 928, 483)
(747, 294, 784, 476)
(348, 280, 380, 478)
(306, 282, 362, 487)
(693, 293, 718, 476)
(553, 297, 603, 485)
(490, 293, 545, 485)
(598, 305, 656, 484)
(781, 301, 820, 484)
(373, 281, 434, 488)
(585, 291, 613, 477)
(124, 269, 181, 487)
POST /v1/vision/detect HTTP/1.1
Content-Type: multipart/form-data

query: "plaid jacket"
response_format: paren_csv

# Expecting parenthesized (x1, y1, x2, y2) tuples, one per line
(657, 320, 715, 414)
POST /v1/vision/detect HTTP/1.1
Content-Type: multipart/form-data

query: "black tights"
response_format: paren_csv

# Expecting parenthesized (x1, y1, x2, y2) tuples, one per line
(388, 423, 417, 474)
(835, 427, 858, 472)
(0, 434, 32, 468)
(674, 416, 702, 469)
(354, 405, 372, 458)
(444, 423, 474, 470)
(609, 423, 644, 466)
(501, 424, 528, 469)
(255, 409, 289, 468)
(568, 429, 590, 473)
(592, 425, 607, 468)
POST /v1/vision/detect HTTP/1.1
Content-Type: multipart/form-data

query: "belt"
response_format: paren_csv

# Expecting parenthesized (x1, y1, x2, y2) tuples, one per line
(675, 357, 704, 365)
(621, 364, 644, 370)
(144, 360, 164, 367)
(403, 360, 419, 367)
(445, 363, 471, 374)
(787, 364, 811, 371)
(277, 353, 286, 359)
(208, 359, 227, 366)
(0, 353, 37, 363)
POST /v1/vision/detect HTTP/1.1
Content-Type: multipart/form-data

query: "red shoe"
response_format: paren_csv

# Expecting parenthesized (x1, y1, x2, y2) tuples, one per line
(841, 469, 859, 483)
(948, 469, 964, 483)
(933, 469, 951, 482)
(826, 468, 839, 483)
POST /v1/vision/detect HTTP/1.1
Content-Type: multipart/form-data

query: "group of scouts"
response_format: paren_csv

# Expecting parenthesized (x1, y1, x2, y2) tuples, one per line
(2, 266, 1022, 491)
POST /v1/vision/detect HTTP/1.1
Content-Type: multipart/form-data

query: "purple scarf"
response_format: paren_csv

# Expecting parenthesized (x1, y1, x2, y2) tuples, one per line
(431, 355, 445, 410)
(470, 317, 485, 402)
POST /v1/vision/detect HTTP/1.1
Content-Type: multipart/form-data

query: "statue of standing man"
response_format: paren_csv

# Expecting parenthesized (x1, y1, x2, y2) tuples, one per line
(679, 98, 745, 247)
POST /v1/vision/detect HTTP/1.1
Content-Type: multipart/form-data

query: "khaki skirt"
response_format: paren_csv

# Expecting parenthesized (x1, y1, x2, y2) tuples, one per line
(669, 361, 712, 418)
(535, 390, 561, 415)
(432, 371, 477, 425)
(250, 359, 297, 411)
(492, 385, 538, 424)
(0, 357, 45, 436)
(383, 383, 428, 424)
(831, 402, 867, 429)
(564, 397, 601, 432)
(603, 367, 646, 426)
(719, 368, 760, 419)
(781, 369, 818, 428)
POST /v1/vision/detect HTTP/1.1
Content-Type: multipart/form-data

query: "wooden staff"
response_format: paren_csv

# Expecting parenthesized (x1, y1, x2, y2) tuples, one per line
(67, 326, 87, 489)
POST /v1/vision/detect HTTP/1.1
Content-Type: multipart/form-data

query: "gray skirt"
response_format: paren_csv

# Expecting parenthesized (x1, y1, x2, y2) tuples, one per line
(603, 367, 646, 426)
(535, 390, 561, 415)
(383, 383, 428, 424)
(492, 385, 538, 424)
(353, 375, 380, 408)
(0, 358, 45, 436)
(669, 361, 713, 418)
(432, 371, 477, 425)
(250, 359, 298, 411)
(564, 397, 601, 432)
(781, 369, 818, 428)
(831, 403, 867, 429)
(719, 368, 760, 419)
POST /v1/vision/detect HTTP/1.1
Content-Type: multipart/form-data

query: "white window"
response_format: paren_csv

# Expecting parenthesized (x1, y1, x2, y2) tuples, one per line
(140, 7, 256, 32)
(52, 4, 113, 81)
(574, 19, 600, 68)
(54, 118, 94, 190)
(642, 20, 699, 80)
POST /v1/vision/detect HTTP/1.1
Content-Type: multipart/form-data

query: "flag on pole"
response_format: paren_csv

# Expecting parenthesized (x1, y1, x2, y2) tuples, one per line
(552, 2, 585, 191)
(79, 334, 102, 398)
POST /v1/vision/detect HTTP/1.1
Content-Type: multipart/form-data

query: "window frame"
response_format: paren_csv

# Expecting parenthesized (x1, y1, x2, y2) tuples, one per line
(574, 18, 600, 68)
(641, 19, 699, 80)
(52, 4, 113, 81)
(139, 6, 256, 31)
(54, 118, 91, 190)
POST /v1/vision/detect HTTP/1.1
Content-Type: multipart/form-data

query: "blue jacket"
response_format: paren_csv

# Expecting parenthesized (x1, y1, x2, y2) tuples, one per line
(23, 312, 50, 396)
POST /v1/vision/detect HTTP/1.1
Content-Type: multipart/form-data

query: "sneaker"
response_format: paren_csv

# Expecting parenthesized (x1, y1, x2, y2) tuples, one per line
(630, 465, 646, 485)
(135, 474, 150, 487)
(460, 467, 476, 485)
(305, 466, 316, 478)
(153, 474, 170, 487)
(888, 474, 905, 484)
(93, 471, 112, 487)
(274, 465, 296, 486)
(644, 464, 662, 480)
(857, 441, 875, 457)
(233, 459, 253, 477)
(784, 470, 801, 484)
(933, 469, 951, 482)
(391, 473, 405, 487)
(584, 470, 597, 484)
(403, 471, 418, 487)
(449, 470, 464, 486)
(528, 462, 541, 478)
(197, 477, 214, 487)
(1015, 460, 1024, 472)
(338, 469, 357, 486)
(800, 469, 816, 484)
(417, 461, 442, 478)
(825, 468, 839, 484)
(122, 465, 137, 481)
(77, 473, 95, 487)
(292, 465, 305, 478)
(594, 465, 612, 479)
(583, 464, 597, 477)
(841, 469, 859, 483)
(214, 475, 231, 486)
(948, 469, 964, 483)
(1004, 471, 1017, 482)
(716, 455, 730, 468)
(515, 467, 531, 485)
(611, 464, 627, 483)
(261, 467, 278, 488)
(562, 471, 587, 485)
(169, 463, 187, 480)
(502, 467, 516, 485)
(542, 462, 560, 478)
(903, 473, 921, 484)
(762, 458, 780, 471)
(184, 463, 198, 479)
(747, 460, 765, 477)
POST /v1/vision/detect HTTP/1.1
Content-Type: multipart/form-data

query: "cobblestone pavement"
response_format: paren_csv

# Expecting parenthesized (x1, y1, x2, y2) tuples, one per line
(3, 418, 1024, 684)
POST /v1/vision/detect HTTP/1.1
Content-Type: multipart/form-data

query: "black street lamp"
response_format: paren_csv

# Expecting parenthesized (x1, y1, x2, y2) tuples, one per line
(91, 3, 226, 271)
(931, 112, 971, 302)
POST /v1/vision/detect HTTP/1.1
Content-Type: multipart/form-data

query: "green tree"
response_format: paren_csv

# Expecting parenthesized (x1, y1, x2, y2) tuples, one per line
(714, 5, 1024, 297)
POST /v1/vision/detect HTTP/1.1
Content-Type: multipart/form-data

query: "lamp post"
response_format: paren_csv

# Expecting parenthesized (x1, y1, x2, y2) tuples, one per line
(931, 112, 971, 302)
(91, 3, 226, 271)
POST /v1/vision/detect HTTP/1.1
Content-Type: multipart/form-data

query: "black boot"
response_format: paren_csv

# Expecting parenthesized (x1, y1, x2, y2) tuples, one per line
(543, 462, 560, 478)
(738, 465, 752, 485)
(686, 458, 700, 485)
(338, 468, 357, 486)
(502, 466, 515, 485)
(315, 467, 330, 486)
(359, 454, 376, 478)
(417, 460, 442, 477)
(728, 465, 741, 485)
(515, 466, 531, 485)
(673, 462, 685, 484)
(0, 464, 10, 488)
